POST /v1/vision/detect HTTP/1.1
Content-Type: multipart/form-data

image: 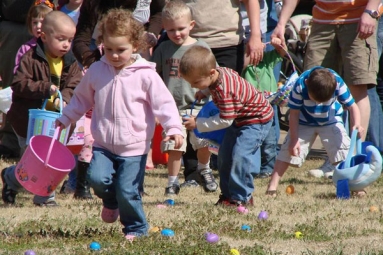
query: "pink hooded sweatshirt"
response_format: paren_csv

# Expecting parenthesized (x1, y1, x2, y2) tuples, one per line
(58, 54, 183, 156)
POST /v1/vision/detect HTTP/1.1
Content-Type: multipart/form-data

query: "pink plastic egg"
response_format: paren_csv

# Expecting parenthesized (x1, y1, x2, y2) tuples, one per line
(237, 205, 249, 214)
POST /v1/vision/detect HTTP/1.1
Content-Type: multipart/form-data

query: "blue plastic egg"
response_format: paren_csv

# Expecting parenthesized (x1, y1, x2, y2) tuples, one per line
(161, 228, 175, 237)
(241, 225, 251, 231)
(164, 199, 175, 206)
(89, 241, 101, 251)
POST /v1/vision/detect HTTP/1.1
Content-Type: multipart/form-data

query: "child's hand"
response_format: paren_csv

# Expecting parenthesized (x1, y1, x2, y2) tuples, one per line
(54, 98, 67, 111)
(195, 91, 206, 101)
(50, 85, 58, 95)
(271, 37, 282, 46)
(183, 115, 196, 130)
(288, 140, 300, 157)
(163, 134, 183, 149)
(353, 125, 365, 138)
(55, 119, 65, 131)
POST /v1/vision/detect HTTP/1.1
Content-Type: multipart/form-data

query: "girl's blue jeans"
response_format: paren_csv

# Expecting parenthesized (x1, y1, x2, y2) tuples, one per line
(88, 147, 148, 236)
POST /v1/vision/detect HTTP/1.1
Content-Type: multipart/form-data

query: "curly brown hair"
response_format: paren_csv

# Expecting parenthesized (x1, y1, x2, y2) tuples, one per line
(97, 8, 147, 52)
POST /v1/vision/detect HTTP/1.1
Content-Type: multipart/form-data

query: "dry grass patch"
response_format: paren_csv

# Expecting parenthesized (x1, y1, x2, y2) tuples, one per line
(1, 157, 383, 254)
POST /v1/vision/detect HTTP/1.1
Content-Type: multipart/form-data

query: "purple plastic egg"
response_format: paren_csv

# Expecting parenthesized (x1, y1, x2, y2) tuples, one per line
(24, 251, 36, 255)
(258, 210, 268, 220)
(205, 232, 220, 243)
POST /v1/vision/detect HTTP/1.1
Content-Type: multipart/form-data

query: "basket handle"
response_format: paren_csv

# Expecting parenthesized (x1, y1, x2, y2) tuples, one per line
(41, 90, 63, 114)
(44, 127, 60, 167)
(344, 129, 361, 169)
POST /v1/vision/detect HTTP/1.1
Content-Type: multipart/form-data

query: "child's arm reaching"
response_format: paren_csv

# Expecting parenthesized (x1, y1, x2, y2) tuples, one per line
(288, 109, 301, 157)
(347, 103, 365, 138)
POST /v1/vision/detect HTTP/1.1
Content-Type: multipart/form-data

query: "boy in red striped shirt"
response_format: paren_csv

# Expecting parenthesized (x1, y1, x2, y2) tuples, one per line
(179, 45, 273, 207)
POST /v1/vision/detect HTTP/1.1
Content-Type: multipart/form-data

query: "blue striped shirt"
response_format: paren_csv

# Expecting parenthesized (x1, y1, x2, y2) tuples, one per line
(288, 67, 354, 126)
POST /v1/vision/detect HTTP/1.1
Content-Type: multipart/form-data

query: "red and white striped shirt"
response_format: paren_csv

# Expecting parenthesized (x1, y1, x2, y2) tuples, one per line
(209, 67, 273, 127)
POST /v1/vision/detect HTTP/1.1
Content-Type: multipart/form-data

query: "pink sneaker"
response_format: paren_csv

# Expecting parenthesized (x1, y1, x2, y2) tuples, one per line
(125, 234, 136, 241)
(101, 207, 119, 223)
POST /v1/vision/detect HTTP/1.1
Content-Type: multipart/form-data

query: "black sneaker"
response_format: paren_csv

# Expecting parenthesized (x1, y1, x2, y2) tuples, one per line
(180, 180, 199, 188)
(198, 168, 218, 192)
(1, 168, 17, 204)
(164, 184, 180, 196)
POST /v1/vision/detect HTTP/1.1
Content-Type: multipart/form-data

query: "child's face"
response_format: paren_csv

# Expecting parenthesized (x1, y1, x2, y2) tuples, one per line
(31, 17, 44, 38)
(41, 23, 76, 58)
(182, 70, 214, 90)
(103, 34, 137, 70)
(163, 15, 195, 46)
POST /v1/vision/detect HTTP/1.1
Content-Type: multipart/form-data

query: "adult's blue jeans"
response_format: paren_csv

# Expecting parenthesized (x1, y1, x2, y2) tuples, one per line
(89, 147, 148, 236)
(218, 121, 272, 202)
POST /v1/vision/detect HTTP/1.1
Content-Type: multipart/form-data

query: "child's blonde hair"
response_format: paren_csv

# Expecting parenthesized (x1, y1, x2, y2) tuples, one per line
(162, 0, 192, 21)
(97, 8, 146, 51)
(26, 4, 53, 35)
(179, 45, 216, 77)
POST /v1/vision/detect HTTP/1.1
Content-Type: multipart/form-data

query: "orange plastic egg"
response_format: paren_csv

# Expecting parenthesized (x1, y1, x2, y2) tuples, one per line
(370, 206, 379, 212)
(286, 185, 295, 194)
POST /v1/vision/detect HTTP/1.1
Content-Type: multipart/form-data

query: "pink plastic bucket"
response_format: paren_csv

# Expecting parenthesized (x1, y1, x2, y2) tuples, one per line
(15, 129, 75, 196)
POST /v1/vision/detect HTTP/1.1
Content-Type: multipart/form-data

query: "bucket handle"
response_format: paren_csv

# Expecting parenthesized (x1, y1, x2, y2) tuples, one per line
(44, 127, 61, 167)
(344, 129, 361, 169)
(41, 90, 63, 114)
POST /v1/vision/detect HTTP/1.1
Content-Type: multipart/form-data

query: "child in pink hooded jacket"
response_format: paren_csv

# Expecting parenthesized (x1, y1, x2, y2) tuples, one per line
(56, 9, 183, 240)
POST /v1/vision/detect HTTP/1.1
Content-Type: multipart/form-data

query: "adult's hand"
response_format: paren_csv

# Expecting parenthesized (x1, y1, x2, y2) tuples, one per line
(246, 35, 264, 66)
(358, 13, 377, 39)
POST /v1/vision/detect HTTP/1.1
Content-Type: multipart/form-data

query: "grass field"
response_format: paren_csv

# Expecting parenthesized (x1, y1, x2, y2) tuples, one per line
(1, 156, 383, 255)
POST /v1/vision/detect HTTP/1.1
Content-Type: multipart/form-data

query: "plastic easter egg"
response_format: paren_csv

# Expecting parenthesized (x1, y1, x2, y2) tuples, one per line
(295, 231, 303, 239)
(258, 210, 268, 220)
(156, 204, 167, 208)
(241, 224, 251, 231)
(164, 199, 175, 206)
(24, 250, 36, 255)
(205, 232, 219, 243)
(149, 226, 161, 233)
(89, 241, 101, 251)
(286, 185, 295, 194)
(230, 249, 240, 255)
(370, 206, 379, 212)
(237, 205, 249, 214)
(161, 228, 175, 237)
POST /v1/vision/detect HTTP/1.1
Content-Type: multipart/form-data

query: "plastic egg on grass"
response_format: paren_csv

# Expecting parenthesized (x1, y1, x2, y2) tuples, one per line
(258, 211, 268, 220)
(164, 199, 175, 206)
(161, 228, 175, 237)
(230, 248, 240, 255)
(370, 206, 379, 212)
(205, 232, 220, 243)
(241, 224, 251, 231)
(24, 250, 36, 255)
(286, 185, 295, 194)
(149, 226, 161, 233)
(237, 205, 249, 214)
(89, 241, 101, 251)
(295, 231, 303, 239)
(156, 204, 167, 209)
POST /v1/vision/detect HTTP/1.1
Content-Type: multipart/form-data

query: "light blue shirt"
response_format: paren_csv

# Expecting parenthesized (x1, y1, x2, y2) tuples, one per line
(288, 67, 355, 126)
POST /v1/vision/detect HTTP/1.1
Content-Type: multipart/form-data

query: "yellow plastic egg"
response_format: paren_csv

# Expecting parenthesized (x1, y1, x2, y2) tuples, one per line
(230, 249, 240, 255)
(295, 231, 303, 239)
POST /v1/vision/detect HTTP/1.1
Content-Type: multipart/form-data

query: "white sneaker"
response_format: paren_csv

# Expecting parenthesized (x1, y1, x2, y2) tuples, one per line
(308, 158, 335, 179)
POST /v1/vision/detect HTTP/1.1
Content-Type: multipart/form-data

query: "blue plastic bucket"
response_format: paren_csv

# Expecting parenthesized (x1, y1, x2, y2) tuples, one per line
(26, 91, 69, 145)
(193, 101, 226, 145)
